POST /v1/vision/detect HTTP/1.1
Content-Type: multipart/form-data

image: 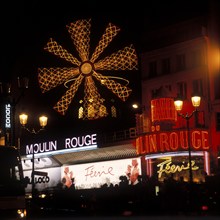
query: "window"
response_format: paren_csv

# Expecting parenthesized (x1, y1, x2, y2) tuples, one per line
(151, 89, 157, 99)
(111, 106, 117, 118)
(78, 106, 83, 119)
(177, 82, 187, 99)
(191, 49, 202, 67)
(216, 112, 220, 131)
(99, 105, 107, 117)
(161, 58, 171, 75)
(192, 79, 203, 96)
(176, 54, 186, 71)
(149, 61, 157, 78)
(195, 111, 205, 128)
(214, 74, 220, 99)
(164, 84, 172, 92)
(88, 105, 95, 118)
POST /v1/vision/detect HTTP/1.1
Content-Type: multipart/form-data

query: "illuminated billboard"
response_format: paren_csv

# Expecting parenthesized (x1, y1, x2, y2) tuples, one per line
(145, 151, 209, 183)
(61, 157, 142, 189)
(151, 98, 177, 123)
(136, 129, 209, 154)
(23, 133, 98, 157)
(24, 167, 61, 193)
(22, 157, 142, 192)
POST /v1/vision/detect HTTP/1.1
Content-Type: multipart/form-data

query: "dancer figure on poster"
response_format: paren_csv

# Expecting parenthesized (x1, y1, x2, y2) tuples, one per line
(62, 166, 74, 188)
(130, 159, 140, 185)
(125, 159, 140, 185)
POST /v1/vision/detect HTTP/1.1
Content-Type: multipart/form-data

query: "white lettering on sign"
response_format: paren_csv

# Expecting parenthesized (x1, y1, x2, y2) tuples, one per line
(5, 104, 11, 128)
(25, 134, 98, 156)
(65, 134, 97, 148)
(26, 141, 57, 155)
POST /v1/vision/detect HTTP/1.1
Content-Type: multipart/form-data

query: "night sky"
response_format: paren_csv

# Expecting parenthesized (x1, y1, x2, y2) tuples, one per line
(0, 0, 210, 139)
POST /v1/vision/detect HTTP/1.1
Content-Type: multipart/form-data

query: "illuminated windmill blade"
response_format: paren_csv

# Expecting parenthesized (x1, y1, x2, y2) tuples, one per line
(53, 74, 84, 115)
(90, 23, 120, 63)
(38, 67, 79, 93)
(39, 19, 138, 119)
(83, 76, 108, 120)
(93, 71, 132, 101)
(44, 38, 81, 66)
(94, 44, 138, 71)
(67, 19, 91, 62)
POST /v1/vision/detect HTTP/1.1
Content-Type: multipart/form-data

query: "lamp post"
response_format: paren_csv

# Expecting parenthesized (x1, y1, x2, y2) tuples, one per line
(174, 95, 201, 184)
(19, 113, 48, 198)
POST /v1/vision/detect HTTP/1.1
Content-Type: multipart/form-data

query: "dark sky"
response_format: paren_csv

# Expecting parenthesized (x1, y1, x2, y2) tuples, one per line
(0, 0, 210, 138)
(0, 0, 209, 79)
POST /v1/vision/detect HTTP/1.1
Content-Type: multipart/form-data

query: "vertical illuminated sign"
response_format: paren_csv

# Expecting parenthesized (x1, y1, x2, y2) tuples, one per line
(3, 103, 12, 146)
(5, 104, 11, 129)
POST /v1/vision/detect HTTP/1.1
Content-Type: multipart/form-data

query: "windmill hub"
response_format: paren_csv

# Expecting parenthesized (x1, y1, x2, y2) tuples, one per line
(80, 61, 93, 75)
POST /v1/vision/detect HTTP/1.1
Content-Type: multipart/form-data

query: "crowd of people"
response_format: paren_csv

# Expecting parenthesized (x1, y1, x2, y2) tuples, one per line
(31, 173, 220, 217)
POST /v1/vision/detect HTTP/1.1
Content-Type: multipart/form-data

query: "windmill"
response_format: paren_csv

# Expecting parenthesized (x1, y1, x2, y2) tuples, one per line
(38, 19, 138, 120)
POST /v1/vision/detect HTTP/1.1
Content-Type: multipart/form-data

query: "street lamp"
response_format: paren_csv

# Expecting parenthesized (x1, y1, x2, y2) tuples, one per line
(19, 113, 48, 198)
(19, 114, 48, 134)
(174, 95, 201, 184)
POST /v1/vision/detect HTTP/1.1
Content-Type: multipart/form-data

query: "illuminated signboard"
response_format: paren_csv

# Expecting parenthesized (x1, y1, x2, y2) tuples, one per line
(157, 157, 199, 179)
(136, 129, 209, 154)
(22, 157, 142, 192)
(22, 157, 56, 170)
(151, 98, 177, 122)
(145, 153, 206, 183)
(61, 157, 142, 189)
(23, 167, 61, 193)
(5, 104, 11, 129)
(25, 133, 98, 157)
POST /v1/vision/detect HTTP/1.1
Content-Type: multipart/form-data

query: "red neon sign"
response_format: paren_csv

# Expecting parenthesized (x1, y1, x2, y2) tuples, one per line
(151, 98, 177, 122)
(136, 129, 209, 154)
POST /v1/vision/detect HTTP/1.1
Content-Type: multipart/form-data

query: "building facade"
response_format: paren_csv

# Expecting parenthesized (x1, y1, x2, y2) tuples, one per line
(20, 131, 139, 194)
(136, 15, 220, 183)
(1, 6, 220, 194)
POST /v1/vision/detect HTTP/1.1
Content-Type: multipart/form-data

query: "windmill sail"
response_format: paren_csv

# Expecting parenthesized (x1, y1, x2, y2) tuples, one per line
(38, 19, 138, 120)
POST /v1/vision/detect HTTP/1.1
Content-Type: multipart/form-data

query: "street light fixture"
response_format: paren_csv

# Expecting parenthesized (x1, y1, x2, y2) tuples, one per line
(19, 114, 48, 134)
(19, 113, 48, 198)
(174, 95, 201, 184)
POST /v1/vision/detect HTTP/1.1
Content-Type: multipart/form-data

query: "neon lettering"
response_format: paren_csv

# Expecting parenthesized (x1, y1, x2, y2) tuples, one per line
(157, 158, 199, 178)
(136, 130, 209, 154)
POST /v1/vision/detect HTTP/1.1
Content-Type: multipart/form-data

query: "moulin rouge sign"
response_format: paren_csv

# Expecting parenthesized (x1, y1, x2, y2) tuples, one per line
(25, 133, 97, 156)
(135, 129, 209, 154)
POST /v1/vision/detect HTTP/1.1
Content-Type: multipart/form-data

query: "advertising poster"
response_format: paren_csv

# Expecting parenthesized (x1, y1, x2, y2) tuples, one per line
(24, 167, 61, 193)
(147, 154, 207, 183)
(22, 157, 57, 170)
(61, 157, 142, 190)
